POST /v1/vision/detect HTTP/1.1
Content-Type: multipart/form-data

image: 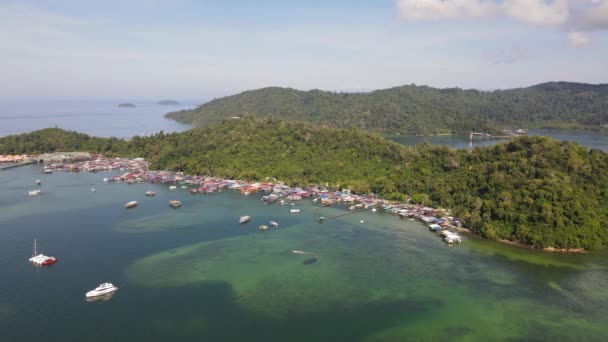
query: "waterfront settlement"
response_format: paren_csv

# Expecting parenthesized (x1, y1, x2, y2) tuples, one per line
(33, 153, 466, 243)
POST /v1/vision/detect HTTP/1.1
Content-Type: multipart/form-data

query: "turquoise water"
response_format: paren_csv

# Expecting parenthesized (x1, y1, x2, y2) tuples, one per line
(1, 165, 608, 341)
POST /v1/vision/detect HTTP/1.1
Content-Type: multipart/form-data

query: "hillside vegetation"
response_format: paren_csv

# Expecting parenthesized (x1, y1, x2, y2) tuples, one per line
(166, 82, 608, 134)
(2, 119, 608, 249)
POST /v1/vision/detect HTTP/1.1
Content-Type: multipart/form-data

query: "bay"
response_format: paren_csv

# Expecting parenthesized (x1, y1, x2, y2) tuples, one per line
(387, 129, 608, 152)
(0, 100, 195, 138)
(1, 165, 608, 341)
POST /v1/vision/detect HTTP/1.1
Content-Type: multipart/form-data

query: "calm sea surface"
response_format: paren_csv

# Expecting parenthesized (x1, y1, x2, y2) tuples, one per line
(0, 100, 195, 138)
(1, 166, 608, 341)
(388, 130, 608, 151)
(2, 104, 608, 340)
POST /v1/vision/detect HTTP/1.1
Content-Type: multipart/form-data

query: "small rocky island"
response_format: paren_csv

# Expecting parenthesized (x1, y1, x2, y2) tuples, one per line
(157, 100, 180, 105)
(118, 103, 136, 108)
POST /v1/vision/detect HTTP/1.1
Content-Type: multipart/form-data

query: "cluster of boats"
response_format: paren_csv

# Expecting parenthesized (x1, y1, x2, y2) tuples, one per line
(258, 221, 279, 231)
(239, 216, 280, 231)
(28, 240, 117, 300)
(124, 194, 181, 209)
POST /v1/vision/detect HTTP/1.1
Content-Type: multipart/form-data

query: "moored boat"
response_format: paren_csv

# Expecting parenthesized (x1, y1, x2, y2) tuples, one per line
(239, 215, 251, 224)
(290, 208, 301, 213)
(169, 200, 182, 208)
(270, 221, 279, 228)
(86, 282, 118, 298)
(28, 240, 57, 266)
(125, 201, 138, 209)
(258, 225, 268, 231)
(85, 291, 115, 302)
(262, 194, 279, 203)
(440, 231, 462, 244)
(145, 191, 156, 197)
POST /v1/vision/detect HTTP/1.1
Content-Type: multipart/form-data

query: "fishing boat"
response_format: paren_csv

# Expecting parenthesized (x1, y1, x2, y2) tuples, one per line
(145, 191, 156, 197)
(28, 240, 57, 266)
(262, 194, 279, 203)
(290, 208, 301, 213)
(239, 216, 251, 224)
(125, 201, 138, 209)
(169, 200, 182, 208)
(85, 283, 118, 298)
(258, 225, 268, 231)
(270, 221, 279, 228)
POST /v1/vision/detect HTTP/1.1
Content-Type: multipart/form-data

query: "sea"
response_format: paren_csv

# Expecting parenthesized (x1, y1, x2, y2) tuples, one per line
(0, 99, 196, 138)
(1, 102, 608, 341)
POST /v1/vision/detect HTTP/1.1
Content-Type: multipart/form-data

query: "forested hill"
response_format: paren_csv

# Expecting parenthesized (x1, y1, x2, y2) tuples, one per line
(165, 82, 608, 134)
(2, 118, 608, 250)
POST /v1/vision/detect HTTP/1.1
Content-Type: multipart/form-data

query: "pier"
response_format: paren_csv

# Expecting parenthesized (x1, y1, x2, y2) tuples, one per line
(0, 160, 36, 171)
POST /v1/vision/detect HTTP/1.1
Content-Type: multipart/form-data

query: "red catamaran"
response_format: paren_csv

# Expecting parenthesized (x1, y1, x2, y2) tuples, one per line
(28, 239, 57, 266)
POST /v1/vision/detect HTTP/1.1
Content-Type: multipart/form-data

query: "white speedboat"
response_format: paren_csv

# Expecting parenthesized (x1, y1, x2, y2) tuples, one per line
(290, 208, 301, 213)
(169, 185, 177, 190)
(125, 201, 138, 209)
(90, 188, 96, 192)
(28, 189, 41, 196)
(270, 221, 279, 228)
(86, 283, 118, 298)
(145, 191, 156, 197)
(239, 216, 251, 224)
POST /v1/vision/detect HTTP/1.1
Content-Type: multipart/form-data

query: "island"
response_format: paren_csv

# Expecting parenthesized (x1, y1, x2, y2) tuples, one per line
(157, 100, 180, 105)
(2, 117, 607, 251)
(164, 81, 608, 135)
(118, 103, 136, 108)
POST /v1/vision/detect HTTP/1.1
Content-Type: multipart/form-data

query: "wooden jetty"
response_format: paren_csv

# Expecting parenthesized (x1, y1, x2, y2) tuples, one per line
(0, 160, 36, 171)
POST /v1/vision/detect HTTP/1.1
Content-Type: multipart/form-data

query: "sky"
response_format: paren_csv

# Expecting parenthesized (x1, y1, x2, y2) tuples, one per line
(0, 0, 606, 101)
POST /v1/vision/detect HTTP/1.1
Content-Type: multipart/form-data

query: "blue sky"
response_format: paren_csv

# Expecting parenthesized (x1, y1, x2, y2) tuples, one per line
(0, 0, 606, 101)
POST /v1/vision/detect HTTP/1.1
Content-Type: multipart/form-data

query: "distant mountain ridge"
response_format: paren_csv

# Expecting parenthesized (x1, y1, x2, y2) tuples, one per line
(165, 81, 608, 134)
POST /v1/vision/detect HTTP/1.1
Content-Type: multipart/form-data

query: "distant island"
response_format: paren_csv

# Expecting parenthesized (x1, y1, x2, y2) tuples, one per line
(165, 81, 608, 135)
(2, 118, 607, 251)
(157, 100, 180, 105)
(118, 103, 136, 108)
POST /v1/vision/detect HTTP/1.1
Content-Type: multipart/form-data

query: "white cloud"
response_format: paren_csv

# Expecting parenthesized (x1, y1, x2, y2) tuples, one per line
(396, 0, 608, 46)
(396, 0, 569, 25)
(502, 0, 569, 26)
(396, 0, 497, 20)
(567, 30, 591, 46)
(575, 0, 608, 29)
